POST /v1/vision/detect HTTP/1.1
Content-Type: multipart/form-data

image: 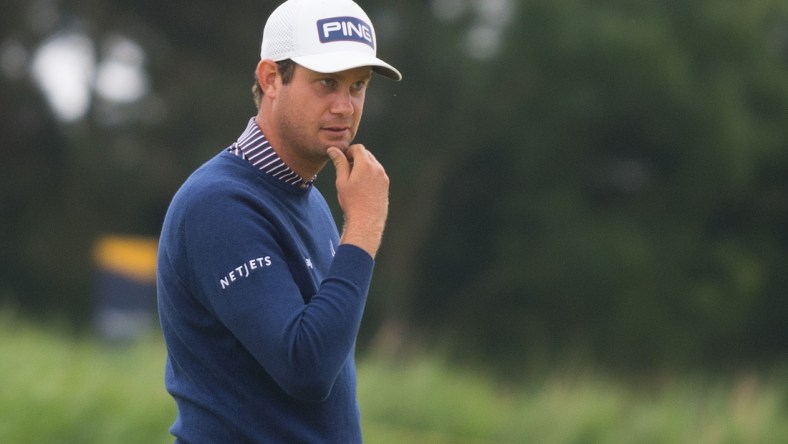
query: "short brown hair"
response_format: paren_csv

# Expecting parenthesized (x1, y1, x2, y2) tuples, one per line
(252, 59, 297, 108)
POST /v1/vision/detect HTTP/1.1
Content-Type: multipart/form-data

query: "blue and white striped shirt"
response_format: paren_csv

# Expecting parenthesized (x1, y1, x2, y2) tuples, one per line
(229, 117, 316, 190)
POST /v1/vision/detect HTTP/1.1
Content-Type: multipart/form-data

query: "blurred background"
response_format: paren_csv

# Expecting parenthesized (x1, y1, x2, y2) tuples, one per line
(1, 0, 788, 441)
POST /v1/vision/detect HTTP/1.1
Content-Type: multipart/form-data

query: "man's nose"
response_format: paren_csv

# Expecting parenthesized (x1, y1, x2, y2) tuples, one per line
(330, 90, 354, 117)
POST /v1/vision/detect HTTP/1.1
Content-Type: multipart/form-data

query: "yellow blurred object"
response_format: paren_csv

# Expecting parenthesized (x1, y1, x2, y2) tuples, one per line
(93, 235, 158, 283)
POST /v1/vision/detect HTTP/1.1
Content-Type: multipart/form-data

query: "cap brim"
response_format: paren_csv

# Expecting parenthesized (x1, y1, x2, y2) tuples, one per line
(291, 51, 402, 81)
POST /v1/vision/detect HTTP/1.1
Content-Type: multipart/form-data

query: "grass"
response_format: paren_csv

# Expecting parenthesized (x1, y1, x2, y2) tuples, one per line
(0, 314, 171, 443)
(359, 358, 788, 443)
(1, 312, 787, 443)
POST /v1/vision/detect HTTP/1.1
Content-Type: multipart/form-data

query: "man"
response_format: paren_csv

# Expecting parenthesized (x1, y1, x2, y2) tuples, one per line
(156, 0, 401, 442)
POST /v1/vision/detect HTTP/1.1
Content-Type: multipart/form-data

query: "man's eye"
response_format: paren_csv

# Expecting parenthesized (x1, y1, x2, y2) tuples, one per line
(352, 80, 367, 90)
(320, 79, 336, 88)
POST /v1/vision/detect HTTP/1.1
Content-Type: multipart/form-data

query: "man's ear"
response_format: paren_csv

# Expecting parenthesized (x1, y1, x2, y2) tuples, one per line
(256, 59, 281, 97)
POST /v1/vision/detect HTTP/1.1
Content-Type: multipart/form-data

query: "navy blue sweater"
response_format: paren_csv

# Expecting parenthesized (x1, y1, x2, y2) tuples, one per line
(157, 150, 373, 443)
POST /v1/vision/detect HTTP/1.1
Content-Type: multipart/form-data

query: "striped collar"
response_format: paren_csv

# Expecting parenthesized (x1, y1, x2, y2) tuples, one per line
(229, 118, 315, 190)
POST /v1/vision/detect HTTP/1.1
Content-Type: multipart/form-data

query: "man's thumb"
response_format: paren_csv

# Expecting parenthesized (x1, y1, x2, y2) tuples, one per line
(327, 147, 348, 176)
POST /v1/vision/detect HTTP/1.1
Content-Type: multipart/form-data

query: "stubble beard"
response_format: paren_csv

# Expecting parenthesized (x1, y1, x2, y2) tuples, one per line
(274, 110, 333, 170)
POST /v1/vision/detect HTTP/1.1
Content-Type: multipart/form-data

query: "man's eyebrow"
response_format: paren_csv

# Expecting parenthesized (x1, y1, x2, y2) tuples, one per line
(354, 70, 373, 82)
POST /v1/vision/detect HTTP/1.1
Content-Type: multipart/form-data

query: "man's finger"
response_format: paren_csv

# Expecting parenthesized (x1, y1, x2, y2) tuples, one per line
(327, 146, 350, 177)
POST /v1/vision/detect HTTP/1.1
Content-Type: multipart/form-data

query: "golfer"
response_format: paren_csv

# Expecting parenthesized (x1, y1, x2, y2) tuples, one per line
(156, 0, 401, 441)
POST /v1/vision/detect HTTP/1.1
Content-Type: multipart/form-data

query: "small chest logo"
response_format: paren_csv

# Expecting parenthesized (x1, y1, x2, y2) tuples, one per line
(317, 16, 375, 49)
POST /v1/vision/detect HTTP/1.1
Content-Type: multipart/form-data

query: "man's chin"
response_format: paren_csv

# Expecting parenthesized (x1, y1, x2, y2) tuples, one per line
(320, 131, 353, 150)
(323, 141, 351, 153)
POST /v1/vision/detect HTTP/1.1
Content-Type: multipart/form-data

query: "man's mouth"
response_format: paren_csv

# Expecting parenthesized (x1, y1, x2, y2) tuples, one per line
(322, 126, 350, 135)
(323, 126, 350, 133)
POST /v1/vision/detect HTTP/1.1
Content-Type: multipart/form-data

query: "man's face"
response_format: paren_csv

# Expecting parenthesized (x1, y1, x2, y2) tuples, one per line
(271, 64, 371, 165)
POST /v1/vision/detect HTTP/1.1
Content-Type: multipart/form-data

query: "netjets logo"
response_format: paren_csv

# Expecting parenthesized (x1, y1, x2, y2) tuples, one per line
(317, 16, 375, 49)
(219, 256, 272, 290)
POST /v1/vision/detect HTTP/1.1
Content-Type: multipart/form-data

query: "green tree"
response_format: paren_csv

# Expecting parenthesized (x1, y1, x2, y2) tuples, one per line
(2, 0, 787, 374)
(399, 0, 788, 371)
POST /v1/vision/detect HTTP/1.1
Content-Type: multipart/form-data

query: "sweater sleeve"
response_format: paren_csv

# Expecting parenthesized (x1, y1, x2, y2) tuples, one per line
(183, 178, 373, 402)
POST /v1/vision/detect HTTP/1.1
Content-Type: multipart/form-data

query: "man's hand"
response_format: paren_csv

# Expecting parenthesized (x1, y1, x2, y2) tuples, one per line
(327, 144, 389, 258)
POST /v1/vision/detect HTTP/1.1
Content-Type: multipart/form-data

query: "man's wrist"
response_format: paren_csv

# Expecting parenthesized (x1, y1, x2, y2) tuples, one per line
(340, 224, 384, 258)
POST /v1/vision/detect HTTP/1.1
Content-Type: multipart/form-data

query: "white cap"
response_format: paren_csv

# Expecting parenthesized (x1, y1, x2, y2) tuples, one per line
(261, 0, 402, 81)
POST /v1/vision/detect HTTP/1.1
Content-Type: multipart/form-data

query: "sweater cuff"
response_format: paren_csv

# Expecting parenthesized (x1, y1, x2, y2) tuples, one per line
(328, 244, 375, 289)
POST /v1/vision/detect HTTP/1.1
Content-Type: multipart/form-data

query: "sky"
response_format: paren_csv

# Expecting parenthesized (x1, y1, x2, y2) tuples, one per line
(29, 31, 149, 122)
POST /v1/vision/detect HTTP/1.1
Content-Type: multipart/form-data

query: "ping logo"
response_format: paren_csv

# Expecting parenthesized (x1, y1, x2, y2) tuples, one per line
(317, 16, 375, 49)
